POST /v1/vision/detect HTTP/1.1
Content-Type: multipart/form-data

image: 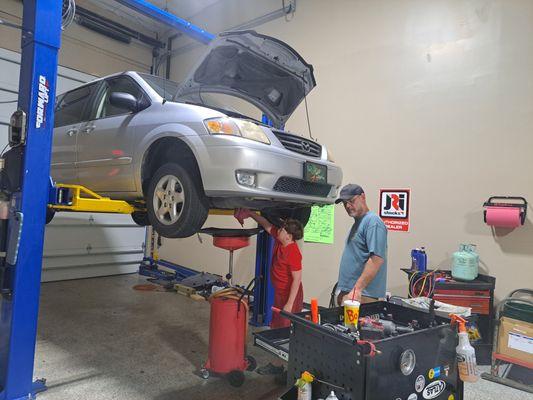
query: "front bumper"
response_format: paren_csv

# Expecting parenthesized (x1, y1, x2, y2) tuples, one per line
(196, 136, 342, 205)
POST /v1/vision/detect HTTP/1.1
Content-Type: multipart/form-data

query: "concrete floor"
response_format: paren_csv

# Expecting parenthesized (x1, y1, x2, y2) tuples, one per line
(35, 274, 285, 400)
(34, 274, 531, 400)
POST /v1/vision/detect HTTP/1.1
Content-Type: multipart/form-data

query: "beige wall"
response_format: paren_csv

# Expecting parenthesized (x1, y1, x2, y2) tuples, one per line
(161, 0, 533, 305)
(0, 0, 154, 76)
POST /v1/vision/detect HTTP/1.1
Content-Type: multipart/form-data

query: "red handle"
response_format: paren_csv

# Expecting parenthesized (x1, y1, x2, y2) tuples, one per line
(311, 298, 319, 324)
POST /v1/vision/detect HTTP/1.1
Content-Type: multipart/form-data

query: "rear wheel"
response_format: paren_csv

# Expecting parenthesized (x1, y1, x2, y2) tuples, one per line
(131, 211, 149, 227)
(146, 163, 208, 238)
(45, 208, 55, 224)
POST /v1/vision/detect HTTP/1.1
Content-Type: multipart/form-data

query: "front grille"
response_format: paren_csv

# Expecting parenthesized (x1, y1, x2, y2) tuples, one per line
(273, 131, 322, 157)
(273, 177, 332, 197)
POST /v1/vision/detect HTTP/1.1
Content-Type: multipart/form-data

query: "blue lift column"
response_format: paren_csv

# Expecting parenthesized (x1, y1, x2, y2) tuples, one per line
(0, 1, 62, 399)
(250, 114, 277, 327)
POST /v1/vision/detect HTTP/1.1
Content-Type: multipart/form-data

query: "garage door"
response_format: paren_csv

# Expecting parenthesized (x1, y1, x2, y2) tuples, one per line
(0, 48, 145, 281)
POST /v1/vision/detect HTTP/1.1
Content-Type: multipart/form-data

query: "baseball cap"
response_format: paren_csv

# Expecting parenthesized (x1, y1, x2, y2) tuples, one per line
(335, 184, 365, 204)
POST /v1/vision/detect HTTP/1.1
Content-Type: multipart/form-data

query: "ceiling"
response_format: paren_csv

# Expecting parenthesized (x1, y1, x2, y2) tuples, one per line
(88, 0, 220, 36)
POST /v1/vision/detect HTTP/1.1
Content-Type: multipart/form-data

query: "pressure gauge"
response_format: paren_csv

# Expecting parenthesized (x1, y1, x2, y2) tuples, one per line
(399, 349, 416, 376)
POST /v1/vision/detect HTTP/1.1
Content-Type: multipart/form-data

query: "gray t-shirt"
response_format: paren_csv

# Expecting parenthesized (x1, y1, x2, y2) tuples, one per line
(337, 211, 388, 298)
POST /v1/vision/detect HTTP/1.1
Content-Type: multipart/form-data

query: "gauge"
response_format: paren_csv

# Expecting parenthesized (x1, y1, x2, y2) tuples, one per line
(399, 349, 416, 376)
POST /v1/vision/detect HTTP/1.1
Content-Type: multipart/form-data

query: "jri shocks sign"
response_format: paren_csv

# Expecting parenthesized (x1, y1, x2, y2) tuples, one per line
(379, 189, 410, 232)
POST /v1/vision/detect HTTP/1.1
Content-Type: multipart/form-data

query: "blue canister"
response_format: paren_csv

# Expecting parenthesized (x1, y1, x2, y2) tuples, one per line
(411, 247, 427, 272)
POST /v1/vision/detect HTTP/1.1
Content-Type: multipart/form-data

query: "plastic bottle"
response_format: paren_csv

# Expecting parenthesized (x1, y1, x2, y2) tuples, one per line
(296, 371, 313, 400)
(451, 315, 479, 382)
(325, 391, 339, 400)
(452, 244, 479, 281)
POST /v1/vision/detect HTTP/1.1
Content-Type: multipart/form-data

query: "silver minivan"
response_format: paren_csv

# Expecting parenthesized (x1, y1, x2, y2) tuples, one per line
(51, 31, 343, 238)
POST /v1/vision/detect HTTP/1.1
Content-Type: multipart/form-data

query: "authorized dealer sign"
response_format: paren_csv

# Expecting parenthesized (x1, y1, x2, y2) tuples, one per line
(379, 189, 410, 232)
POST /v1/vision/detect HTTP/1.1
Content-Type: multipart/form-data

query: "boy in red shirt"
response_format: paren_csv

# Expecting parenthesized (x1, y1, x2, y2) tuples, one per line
(236, 209, 304, 329)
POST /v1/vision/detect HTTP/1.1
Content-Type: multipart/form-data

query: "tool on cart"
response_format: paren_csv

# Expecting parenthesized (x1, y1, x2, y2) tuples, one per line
(450, 314, 479, 382)
(296, 371, 314, 400)
(481, 288, 533, 393)
(358, 316, 415, 339)
(200, 286, 256, 387)
(394, 296, 471, 318)
(311, 298, 319, 324)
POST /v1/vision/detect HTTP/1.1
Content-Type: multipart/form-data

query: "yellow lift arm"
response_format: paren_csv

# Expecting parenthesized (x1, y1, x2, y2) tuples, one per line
(49, 183, 238, 216)
(50, 184, 142, 214)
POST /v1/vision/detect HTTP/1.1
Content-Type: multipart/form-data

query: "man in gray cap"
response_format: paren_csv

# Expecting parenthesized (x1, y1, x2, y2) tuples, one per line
(335, 184, 388, 305)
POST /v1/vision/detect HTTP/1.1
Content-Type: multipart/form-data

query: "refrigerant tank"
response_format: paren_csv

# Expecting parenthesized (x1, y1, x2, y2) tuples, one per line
(452, 244, 479, 281)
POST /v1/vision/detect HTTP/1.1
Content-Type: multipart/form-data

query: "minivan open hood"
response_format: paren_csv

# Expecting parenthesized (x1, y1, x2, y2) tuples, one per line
(174, 30, 316, 129)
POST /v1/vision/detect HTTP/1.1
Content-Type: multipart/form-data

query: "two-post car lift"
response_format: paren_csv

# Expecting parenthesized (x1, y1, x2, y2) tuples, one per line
(0, 2, 255, 400)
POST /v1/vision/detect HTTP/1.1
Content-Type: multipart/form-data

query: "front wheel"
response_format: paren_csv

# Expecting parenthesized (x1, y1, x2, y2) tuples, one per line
(146, 163, 208, 238)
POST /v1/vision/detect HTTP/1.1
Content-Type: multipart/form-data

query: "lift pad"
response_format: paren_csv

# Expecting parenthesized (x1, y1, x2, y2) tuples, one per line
(49, 182, 143, 214)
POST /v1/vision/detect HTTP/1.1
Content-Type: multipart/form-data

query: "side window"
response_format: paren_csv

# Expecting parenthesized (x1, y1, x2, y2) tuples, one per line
(54, 84, 97, 127)
(93, 77, 144, 120)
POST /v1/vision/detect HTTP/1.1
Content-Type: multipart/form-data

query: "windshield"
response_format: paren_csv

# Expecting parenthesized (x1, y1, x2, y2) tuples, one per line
(139, 73, 180, 101)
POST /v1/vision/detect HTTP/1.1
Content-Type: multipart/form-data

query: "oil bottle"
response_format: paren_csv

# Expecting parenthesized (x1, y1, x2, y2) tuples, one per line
(296, 371, 314, 400)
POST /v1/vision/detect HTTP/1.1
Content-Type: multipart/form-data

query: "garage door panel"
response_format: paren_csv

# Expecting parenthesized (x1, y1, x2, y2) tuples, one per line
(0, 47, 145, 281)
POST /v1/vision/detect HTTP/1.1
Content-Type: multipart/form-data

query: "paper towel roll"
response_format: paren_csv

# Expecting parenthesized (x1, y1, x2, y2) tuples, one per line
(485, 206, 521, 228)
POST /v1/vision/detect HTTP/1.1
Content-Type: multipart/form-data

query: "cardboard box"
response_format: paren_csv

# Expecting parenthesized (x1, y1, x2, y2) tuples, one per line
(497, 316, 533, 366)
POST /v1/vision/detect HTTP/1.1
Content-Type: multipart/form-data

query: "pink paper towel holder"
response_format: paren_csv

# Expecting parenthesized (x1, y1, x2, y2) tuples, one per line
(483, 196, 527, 227)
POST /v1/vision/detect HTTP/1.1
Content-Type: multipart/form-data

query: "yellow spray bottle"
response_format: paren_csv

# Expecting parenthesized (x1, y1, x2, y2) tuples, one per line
(296, 371, 314, 400)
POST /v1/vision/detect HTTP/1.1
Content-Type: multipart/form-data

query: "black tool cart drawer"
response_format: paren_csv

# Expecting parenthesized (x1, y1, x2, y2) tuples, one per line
(255, 301, 464, 400)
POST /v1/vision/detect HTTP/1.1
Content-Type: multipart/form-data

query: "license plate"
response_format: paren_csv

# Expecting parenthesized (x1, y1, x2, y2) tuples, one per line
(303, 162, 327, 184)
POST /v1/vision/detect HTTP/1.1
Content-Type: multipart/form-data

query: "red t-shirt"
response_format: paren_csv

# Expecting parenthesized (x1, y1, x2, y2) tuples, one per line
(270, 227, 302, 294)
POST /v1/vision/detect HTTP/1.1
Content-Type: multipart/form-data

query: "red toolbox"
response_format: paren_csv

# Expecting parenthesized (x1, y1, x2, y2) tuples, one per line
(403, 270, 496, 365)
(433, 288, 491, 315)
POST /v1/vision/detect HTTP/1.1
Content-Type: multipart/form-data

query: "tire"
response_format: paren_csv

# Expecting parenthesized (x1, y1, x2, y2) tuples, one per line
(146, 163, 208, 238)
(131, 211, 150, 227)
(45, 207, 55, 224)
(227, 370, 245, 387)
(200, 368, 210, 380)
(245, 355, 257, 372)
(264, 206, 312, 228)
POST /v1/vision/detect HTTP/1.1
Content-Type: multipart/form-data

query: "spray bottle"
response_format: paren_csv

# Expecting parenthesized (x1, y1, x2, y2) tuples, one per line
(325, 390, 339, 400)
(450, 315, 478, 382)
(296, 371, 314, 400)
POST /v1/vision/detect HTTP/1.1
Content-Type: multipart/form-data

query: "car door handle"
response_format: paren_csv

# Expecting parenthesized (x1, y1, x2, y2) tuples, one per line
(66, 128, 78, 137)
(81, 125, 95, 134)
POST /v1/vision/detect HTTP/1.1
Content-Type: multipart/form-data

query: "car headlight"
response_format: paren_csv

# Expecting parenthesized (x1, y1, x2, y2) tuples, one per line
(204, 117, 270, 144)
(321, 145, 335, 162)
(326, 148, 335, 162)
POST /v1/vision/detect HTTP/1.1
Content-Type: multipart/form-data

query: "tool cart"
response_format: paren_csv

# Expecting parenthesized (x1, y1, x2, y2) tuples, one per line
(255, 300, 464, 400)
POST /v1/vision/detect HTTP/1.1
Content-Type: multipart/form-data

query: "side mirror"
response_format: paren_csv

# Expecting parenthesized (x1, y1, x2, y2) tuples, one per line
(109, 92, 138, 112)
